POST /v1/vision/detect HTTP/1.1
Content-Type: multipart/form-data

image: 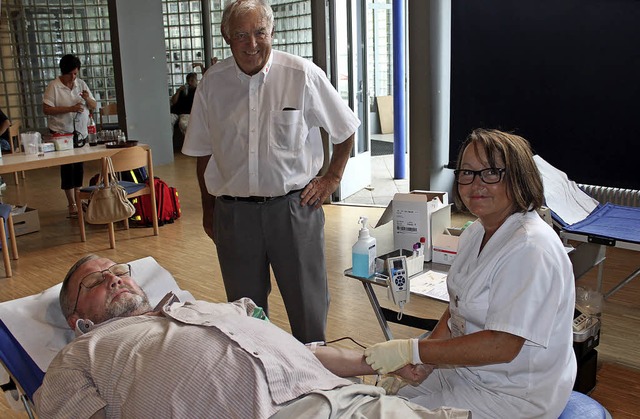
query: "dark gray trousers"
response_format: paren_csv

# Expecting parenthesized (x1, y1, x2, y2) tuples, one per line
(213, 192, 328, 343)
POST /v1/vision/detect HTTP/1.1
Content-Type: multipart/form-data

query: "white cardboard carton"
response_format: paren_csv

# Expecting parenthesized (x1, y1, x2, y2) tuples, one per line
(12, 207, 40, 236)
(432, 233, 460, 265)
(52, 135, 73, 151)
(375, 191, 450, 261)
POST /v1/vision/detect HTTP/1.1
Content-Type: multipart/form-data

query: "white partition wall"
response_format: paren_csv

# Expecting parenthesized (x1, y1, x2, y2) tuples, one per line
(109, 0, 174, 166)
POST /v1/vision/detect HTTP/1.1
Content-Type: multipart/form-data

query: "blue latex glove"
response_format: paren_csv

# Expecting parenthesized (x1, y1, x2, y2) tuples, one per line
(364, 339, 414, 374)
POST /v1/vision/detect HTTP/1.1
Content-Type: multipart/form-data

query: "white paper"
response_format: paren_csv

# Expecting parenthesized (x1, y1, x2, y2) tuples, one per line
(410, 270, 449, 302)
(10, 205, 27, 215)
(533, 155, 599, 225)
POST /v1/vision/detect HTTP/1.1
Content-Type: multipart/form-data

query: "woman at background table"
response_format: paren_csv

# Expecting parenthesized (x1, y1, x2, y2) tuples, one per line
(43, 54, 96, 218)
(364, 128, 577, 418)
(0, 107, 12, 189)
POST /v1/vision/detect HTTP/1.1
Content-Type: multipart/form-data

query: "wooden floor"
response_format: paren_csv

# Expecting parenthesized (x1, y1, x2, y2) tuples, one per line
(0, 153, 638, 418)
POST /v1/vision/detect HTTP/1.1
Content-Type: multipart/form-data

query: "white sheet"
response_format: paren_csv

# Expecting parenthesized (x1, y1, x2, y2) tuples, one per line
(0, 256, 194, 372)
(533, 155, 599, 225)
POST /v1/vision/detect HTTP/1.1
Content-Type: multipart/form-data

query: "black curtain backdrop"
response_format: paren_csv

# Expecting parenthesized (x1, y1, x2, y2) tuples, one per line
(449, 0, 640, 189)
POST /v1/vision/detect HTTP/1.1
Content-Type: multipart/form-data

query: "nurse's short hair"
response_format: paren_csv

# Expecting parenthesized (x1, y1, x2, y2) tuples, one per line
(453, 128, 544, 214)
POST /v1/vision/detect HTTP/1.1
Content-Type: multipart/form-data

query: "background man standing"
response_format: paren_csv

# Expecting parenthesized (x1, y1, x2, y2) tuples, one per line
(182, 0, 360, 343)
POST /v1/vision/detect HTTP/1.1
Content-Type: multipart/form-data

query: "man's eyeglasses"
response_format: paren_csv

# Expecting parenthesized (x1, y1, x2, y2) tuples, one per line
(70, 263, 131, 315)
(231, 29, 270, 43)
(454, 168, 506, 185)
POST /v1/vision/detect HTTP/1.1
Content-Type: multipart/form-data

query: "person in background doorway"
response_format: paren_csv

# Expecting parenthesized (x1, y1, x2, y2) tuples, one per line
(43, 54, 97, 218)
(182, 0, 360, 344)
(170, 72, 198, 136)
(364, 129, 577, 418)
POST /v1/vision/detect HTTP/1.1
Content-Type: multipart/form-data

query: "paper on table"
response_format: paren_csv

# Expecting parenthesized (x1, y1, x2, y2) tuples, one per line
(533, 155, 598, 225)
(10, 205, 27, 215)
(410, 270, 450, 302)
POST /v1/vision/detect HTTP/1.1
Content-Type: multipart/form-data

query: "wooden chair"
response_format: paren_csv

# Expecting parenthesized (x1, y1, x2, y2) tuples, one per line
(8, 121, 26, 185)
(76, 146, 159, 249)
(99, 103, 118, 130)
(0, 204, 19, 277)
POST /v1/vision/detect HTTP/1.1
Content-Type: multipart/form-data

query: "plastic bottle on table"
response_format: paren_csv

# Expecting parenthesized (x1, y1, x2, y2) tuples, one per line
(352, 216, 377, 278)
(87, 113, 97, 146)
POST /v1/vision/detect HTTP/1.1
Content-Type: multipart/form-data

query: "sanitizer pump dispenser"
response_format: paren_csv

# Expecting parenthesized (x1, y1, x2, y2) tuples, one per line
(352, 216, 377, 278)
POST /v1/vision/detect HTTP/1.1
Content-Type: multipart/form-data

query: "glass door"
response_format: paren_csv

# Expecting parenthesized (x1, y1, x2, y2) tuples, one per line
(331, 0, 371, 201)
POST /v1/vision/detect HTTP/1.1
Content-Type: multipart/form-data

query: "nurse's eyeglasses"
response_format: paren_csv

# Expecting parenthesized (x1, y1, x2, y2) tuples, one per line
(454, 168, 506, 185)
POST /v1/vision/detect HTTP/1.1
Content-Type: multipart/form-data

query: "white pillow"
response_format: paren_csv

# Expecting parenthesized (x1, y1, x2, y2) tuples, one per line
(0, 256, 194, 372)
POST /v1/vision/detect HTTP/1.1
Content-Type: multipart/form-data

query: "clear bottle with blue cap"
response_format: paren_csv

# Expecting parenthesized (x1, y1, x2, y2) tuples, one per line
(352, 216, 377, 278)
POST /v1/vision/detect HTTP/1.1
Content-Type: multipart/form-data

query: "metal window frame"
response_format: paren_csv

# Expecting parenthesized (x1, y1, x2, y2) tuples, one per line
(0, 0, 113, 131)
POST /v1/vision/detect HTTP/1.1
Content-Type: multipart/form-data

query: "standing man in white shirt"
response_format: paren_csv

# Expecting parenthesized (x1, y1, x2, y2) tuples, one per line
(182, 0, 360, 343)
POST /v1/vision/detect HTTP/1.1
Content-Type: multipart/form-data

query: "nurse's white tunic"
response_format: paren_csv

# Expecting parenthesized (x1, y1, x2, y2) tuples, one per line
(401, 211, 576, 419)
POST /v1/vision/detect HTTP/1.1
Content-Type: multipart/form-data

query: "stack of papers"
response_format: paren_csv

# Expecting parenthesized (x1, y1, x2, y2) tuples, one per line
(410, 270, 449, 302)
(10, 205, 28, 215)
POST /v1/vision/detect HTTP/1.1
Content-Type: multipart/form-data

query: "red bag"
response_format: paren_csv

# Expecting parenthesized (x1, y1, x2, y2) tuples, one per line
(131, 177, 181, 226)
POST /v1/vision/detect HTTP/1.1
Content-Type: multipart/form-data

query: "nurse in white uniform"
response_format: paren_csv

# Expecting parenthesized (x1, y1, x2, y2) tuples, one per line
(364, 129, 577, 419)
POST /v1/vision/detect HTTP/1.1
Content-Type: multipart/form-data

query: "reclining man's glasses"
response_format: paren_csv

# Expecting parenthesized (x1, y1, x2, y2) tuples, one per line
(71, 263, 131, 315)
(454, 168, 506, 185)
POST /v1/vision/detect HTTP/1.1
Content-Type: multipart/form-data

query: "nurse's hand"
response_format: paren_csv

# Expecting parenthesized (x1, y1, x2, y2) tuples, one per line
(377, 374, 407, 395)
(364, 339, 415, 374)
(378, 363, 434, 394)
(399, 363, 434, 385)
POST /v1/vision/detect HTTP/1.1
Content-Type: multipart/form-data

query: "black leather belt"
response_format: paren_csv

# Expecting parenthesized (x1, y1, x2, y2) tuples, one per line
(221, 189, 302, 203)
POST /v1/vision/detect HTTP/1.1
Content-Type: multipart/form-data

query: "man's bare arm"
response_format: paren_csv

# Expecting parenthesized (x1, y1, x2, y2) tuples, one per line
(313, 345, 373, 377)
(197, 155, 215, 240)
(313, 345, 431, 385)
(300, 135, 354, 209)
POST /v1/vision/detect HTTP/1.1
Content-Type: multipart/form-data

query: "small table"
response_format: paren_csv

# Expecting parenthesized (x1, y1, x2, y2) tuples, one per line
(0, 144, 146, 175)
(344, 262, 450, 340)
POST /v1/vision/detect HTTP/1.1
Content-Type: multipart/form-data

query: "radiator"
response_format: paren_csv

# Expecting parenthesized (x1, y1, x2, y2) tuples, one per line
(578, 184, 640, 207)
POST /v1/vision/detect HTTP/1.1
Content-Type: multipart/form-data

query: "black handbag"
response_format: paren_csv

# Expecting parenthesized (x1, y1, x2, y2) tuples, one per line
(73, 131, 85, 148)
(73, 118, 85, 148)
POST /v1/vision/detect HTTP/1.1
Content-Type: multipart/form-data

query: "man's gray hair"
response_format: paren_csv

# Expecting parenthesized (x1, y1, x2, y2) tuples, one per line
(221, 0, 274, 39)
(59, 254, 101, 319)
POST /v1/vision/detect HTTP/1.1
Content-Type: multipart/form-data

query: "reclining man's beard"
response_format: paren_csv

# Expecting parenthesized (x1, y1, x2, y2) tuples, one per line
(105, 293, 151, 320)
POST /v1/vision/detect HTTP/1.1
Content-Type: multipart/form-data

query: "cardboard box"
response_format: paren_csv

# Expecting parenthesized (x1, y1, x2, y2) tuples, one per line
(375, 249, 424, 277)
(432, 233, 460, 265)
(375, 191, 450, 261)
(11, 207, 40, 236)
(52, 135, 73, 151)
(41, 142, 56, 153)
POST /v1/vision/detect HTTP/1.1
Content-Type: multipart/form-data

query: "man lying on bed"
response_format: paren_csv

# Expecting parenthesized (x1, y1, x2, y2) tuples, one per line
(34, 254, 469, 419)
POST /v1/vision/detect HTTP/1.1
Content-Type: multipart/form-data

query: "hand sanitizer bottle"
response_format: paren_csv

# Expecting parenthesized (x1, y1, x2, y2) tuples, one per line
(352, 216, 377, 278)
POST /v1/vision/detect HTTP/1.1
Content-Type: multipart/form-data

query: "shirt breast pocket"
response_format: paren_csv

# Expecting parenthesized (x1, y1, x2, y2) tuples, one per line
(270, 110, 307, 152)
